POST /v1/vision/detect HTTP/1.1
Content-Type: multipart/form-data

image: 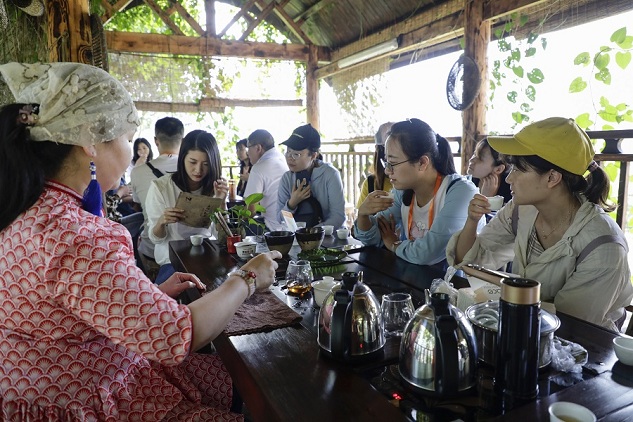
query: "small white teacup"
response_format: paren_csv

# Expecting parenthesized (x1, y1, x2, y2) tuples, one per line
(548, 402, 596, 422)
(486, 195, 504, 211)
(190, 234, 204, 246)
(336, 228, 349, 240)
(322, 225, 334, 236)
(234, 241, 257, 259)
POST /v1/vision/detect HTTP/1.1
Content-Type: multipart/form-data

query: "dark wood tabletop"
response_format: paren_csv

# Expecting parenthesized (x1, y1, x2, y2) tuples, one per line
(169, 238, 632, 421)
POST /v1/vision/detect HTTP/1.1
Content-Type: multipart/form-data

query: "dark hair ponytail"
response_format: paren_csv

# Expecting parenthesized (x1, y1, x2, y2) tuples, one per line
(0, 103, 73, 231)
(435, 134, 456, 175)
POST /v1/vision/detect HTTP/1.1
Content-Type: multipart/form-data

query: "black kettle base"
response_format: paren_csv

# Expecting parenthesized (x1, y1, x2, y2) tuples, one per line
(318, 346, 385, 365)
(399, 369, 476, 399)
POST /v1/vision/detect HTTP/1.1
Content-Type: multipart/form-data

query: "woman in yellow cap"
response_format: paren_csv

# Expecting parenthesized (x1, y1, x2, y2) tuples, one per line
(447, 117, 633, 331)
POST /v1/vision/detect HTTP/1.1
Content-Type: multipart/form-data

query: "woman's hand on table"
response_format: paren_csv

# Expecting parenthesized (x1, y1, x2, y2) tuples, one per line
(241, 251, 282, 292)
(467, 193, 491, 222)
(377, 214, 399, 251)
(358, 190, 394, 217)
(159, 272, 206, 298)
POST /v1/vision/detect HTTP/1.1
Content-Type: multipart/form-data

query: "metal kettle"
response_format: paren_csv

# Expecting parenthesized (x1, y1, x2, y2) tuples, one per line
(399, 293, 478, 397)
(317, 271, 385, 362)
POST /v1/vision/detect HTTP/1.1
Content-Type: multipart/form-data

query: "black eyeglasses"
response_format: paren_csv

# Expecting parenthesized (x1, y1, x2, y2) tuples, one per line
(380, 158, 413, 172)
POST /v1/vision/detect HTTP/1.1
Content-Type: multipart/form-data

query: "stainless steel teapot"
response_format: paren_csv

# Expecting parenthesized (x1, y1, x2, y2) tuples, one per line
(399, 293, 478, 397)
(317, 271, 385, 362)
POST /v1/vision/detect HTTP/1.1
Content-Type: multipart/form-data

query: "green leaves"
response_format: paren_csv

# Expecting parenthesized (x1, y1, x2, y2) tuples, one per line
(569, 77, 588, 93)
(574, 113, 593, 129)
(527, 68, 544, 84)
(244, 193, 264, 206)
(574, 52, 591, 66)
(615, 51, 631, 69)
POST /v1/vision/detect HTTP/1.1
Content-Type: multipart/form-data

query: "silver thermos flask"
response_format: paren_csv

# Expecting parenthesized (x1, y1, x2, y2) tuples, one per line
(494, 277, 541, 412)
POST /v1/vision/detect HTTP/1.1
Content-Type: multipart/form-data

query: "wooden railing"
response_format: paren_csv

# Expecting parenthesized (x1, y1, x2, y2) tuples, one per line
(223, 129, 633, 231)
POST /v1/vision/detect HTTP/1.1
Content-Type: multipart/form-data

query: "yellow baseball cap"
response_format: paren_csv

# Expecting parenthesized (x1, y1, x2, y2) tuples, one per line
(488, 117, 595, 175)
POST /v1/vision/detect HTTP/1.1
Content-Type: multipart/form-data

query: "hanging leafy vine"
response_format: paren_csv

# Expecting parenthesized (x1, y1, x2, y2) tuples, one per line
(489, 13, 546, 128)
(569, 27, 633, 130)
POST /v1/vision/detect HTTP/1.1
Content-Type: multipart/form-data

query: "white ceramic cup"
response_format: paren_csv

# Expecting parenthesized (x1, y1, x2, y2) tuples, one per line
(322, 225, 334, 236)
(548, 402, 596, 422)
(336, 228, 349, 239)
(486, 195, 504, 211)
(234, 241, 257, 258)
(190, 234, 204, 246)
(321, 276, 335, 283)
(311, 279, 341, 308)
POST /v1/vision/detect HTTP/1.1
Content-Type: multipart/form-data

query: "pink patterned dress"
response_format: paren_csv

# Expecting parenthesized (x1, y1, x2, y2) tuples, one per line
(0, 182, 242, 421)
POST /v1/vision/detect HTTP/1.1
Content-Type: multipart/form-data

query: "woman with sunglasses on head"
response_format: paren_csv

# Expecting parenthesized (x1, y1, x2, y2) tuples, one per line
(448, 117, 633, 331)
(354, 118, 481, 268)
(277, 123, 346, 228)
(0, 62, 281, 421)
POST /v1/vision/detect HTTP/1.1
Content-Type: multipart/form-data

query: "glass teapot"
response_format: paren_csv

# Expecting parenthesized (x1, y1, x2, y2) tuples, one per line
(285, 259, 313, 296)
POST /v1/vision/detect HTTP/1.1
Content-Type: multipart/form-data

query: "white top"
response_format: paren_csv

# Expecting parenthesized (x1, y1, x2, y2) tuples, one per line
(401, 176, 449, 240)
(130, 155, 178, 258)
(243, 148, 289, 231)
(145, 175, 214, 266)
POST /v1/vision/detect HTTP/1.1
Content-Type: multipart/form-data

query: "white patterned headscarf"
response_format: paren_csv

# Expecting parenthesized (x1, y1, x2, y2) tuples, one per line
(0, 62, 139, 146)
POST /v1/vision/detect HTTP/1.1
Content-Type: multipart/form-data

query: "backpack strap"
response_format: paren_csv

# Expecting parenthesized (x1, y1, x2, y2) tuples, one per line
(367, 175, 375, 194)
(511, 204, 519, 236)
(576, 234, 627, 266)
(146, 162, 164, 179)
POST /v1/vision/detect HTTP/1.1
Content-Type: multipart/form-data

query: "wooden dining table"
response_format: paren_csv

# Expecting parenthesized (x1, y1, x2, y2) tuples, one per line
(169, 237, 633, 421)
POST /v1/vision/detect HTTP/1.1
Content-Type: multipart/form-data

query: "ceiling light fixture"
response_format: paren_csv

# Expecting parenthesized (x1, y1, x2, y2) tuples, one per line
(338, 38, 399, 69)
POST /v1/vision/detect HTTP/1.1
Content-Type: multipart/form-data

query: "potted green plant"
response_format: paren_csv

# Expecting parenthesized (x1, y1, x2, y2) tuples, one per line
(211, 193, 266, 243)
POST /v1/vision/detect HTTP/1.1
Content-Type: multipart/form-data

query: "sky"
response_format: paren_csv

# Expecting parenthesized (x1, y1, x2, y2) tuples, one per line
(134, 7, 633, 157)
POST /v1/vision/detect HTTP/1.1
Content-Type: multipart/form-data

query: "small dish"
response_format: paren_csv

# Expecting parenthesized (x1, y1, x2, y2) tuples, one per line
(613, 336, 633, 365)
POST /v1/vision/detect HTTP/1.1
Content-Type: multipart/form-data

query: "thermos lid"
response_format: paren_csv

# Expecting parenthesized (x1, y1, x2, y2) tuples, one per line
(500, 277, 540, 305)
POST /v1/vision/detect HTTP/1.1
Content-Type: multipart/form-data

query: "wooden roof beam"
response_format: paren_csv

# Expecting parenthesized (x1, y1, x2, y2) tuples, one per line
(105, 31, 331, 61)
(144, 0, 184, 35)
(239, 0, 287, 41)
(134, 97, 303, 113)
(295, 0, 334, 22)
(171, 1, 205, 36)
(217, 0, 257, 38)
(101, 0, 134, 25)
(259, 0, 310, 44)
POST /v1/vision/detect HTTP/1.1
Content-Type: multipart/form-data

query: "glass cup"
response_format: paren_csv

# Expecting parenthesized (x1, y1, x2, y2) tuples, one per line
(381, 292, 415, 337)
(285, 259, 313, 296)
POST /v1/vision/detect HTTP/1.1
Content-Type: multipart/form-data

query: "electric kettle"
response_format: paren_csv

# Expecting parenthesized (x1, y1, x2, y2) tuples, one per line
(317, 271, 385, 362)
(399, 293, 478, 397)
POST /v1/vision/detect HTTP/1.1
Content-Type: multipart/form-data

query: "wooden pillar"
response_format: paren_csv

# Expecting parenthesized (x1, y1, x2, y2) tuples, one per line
(47, 0, 92, 63)
(306, 44, 319, 130)
(461, 0, 490, 173)
(205, 0, 216, 36)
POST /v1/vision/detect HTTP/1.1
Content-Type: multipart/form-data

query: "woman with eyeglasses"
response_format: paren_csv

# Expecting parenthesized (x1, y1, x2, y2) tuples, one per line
(354, 118, 480, 268)
(277, 123, 346, 228)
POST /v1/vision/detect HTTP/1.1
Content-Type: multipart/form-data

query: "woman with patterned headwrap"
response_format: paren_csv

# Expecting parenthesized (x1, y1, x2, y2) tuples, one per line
(0, 62, 280, 421)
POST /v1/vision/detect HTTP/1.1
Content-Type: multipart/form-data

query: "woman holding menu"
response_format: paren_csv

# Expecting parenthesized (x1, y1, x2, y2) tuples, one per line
(146, 129, 228, 284)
